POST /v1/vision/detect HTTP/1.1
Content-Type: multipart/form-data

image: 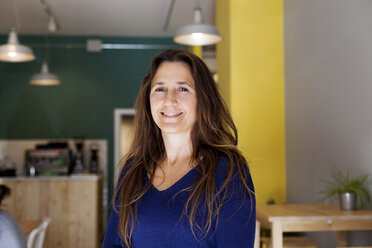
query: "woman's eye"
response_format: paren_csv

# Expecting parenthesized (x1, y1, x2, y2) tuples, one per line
(179, 87, 189, 92)
(154, 88, 165, 92)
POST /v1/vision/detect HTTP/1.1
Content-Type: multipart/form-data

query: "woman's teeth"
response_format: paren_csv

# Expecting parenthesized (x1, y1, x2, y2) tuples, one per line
(162, 112, 182, 117)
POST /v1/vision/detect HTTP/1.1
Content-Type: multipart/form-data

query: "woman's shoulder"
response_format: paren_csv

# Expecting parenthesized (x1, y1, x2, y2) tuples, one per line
(0, 210, 16, 224)
(214, 154, 254, 194)
(0, 210, 23, 229)
(215, 155, 250, 179)
(0, 210, 27, 247)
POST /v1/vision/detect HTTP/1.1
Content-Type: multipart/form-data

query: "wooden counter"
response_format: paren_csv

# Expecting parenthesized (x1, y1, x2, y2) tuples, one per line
(0, 175, 103, 248)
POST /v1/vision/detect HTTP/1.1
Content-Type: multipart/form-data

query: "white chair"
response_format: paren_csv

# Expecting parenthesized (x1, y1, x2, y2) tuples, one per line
(27, 217, 51, 248)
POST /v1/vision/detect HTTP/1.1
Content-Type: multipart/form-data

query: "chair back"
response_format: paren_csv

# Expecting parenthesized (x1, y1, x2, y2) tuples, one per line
(27, 218, 51, 248)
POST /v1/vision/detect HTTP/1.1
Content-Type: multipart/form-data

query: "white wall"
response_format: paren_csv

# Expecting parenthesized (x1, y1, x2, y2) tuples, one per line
(284, 0, 372, 247)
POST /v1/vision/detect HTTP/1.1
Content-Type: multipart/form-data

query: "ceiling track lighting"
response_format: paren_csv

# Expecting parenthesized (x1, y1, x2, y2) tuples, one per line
(30, 61, 61, 86)
(48, 16, 58, 32)
(163, 0, 176, 31)
(174, 4, 222, 46)
(40, 0, 60, 32)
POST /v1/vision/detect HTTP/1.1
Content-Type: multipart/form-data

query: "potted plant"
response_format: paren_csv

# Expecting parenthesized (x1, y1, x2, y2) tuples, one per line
(320, 169, 371, 210)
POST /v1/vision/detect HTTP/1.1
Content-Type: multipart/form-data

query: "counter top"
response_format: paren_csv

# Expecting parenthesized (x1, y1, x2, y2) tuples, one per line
(0, 174, 102, 181)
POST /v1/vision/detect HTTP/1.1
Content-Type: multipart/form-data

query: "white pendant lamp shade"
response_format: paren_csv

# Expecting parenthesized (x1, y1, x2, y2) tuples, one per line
(30, 61, 61, 86)
(174, 25, 222, 46)
(174, 7, 222, 46)
(0, 29, 35, 62)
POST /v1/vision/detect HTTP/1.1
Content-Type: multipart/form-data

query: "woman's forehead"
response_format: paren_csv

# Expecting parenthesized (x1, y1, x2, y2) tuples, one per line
(152, 62, 194, 85)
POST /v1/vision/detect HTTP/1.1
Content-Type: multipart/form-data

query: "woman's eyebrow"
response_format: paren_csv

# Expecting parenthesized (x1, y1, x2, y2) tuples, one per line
(152, 81, 192, 87)
(151, 81, 165, 87)
(176, 81, 192, 87)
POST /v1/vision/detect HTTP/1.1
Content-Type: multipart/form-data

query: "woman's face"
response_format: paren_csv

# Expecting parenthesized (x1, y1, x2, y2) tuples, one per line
(150, 61, 197, 136)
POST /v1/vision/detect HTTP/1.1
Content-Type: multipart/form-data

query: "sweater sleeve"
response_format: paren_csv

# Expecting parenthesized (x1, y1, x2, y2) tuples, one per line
(102, 207, 125, 248)
(103, 168, 128, 248)
(213, 166, 256, 248)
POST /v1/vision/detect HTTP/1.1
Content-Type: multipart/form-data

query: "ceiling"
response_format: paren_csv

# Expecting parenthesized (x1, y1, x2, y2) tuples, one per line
(0, 0, 216, 37)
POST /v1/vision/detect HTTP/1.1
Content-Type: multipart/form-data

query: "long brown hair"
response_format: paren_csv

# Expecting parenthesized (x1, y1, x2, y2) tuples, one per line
(113, 49, 254, 247)
(0, 185, 11, 206)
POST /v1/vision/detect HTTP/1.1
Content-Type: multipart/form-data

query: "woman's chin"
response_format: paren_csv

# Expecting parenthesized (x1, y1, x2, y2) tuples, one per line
(159, 125, 191, 135)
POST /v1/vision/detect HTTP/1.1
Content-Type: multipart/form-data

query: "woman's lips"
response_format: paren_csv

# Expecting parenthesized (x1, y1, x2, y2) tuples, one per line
(161, 112, 183, 117)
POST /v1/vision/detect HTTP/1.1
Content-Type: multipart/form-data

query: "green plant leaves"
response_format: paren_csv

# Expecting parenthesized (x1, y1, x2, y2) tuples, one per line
(319, 169, 371, 209)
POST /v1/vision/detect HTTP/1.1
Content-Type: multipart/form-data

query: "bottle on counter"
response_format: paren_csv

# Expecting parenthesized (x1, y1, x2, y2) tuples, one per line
(28, 158, 36, 177)
(30, 165, 36, 177)
(72, 138, 85, 174)
(73, 152, 84, 174)
(89, 143, 99, 174)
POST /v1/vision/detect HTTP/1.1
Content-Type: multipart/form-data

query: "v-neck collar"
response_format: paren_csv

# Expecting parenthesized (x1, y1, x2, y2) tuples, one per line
(146, 165, 198, 193)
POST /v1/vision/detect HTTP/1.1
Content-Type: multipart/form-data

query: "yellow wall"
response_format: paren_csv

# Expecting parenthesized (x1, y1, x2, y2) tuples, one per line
(190, 46, 203, 58)
(217, 0, 286, 205)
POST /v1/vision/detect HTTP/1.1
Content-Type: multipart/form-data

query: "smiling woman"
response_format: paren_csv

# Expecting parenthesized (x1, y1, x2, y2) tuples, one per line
(103, 49, 256, 248)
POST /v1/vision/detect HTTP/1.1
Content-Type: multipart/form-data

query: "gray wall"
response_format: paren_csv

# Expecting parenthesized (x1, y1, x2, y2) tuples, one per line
(284, 0, 372, 247)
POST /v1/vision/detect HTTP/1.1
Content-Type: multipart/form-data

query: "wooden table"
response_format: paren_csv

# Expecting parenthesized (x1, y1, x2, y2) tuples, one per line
(19, 220, 41, 236)
(256, 204, 372, 248)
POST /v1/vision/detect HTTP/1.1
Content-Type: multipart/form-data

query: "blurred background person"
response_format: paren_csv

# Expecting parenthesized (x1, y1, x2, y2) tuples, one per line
(0, 185, 26, 248)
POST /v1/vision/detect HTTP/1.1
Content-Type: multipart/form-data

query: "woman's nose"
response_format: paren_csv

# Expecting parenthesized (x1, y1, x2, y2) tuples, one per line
(164, 90, 177, 105)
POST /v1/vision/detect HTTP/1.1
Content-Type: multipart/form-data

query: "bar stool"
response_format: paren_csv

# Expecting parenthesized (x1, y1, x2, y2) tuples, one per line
(27, 217, 51, 248)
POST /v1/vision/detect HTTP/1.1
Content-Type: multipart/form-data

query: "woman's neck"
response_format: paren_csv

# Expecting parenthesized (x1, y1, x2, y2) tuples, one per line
(161, 132, 193, 167)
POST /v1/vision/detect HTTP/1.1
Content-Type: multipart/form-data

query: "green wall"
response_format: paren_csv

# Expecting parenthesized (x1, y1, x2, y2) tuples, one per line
(0, 34, 180, 204)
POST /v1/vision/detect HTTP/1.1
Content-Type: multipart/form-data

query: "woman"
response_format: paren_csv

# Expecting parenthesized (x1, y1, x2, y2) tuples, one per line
(0, 185, 27, 248)
(103, 49, 255, 248)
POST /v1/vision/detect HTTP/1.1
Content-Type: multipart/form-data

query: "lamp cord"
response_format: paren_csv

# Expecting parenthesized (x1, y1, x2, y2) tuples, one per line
(46, 35, 50, 63)
(163, 0, 175, 31)
(12, 0, 21, 31)
(195, 0, 201, 9)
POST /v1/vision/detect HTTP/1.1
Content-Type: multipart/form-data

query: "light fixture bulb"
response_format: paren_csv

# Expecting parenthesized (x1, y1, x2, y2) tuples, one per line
(8, 51, 17, 57)
(191, 33, 203, 39)
(0, 29, 35, 62)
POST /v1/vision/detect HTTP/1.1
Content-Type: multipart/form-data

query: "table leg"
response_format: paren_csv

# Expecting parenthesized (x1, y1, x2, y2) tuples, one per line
(337, 231, 347, 247)
(254, 221, 260, 248)
(272, 222, 283, 248)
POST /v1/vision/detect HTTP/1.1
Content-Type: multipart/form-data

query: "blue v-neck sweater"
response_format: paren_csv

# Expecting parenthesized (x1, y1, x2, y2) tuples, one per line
(103, 156, 256, 248)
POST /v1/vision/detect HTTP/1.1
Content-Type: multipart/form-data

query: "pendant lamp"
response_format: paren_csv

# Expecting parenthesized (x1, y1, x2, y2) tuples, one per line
(174, 6, 222, 46)
(0, 29, 35, 62)
(30, 61, 61, 86)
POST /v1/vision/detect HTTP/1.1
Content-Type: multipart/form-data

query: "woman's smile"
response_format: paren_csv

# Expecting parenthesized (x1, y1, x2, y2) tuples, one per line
(161, 112, 183, 117)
